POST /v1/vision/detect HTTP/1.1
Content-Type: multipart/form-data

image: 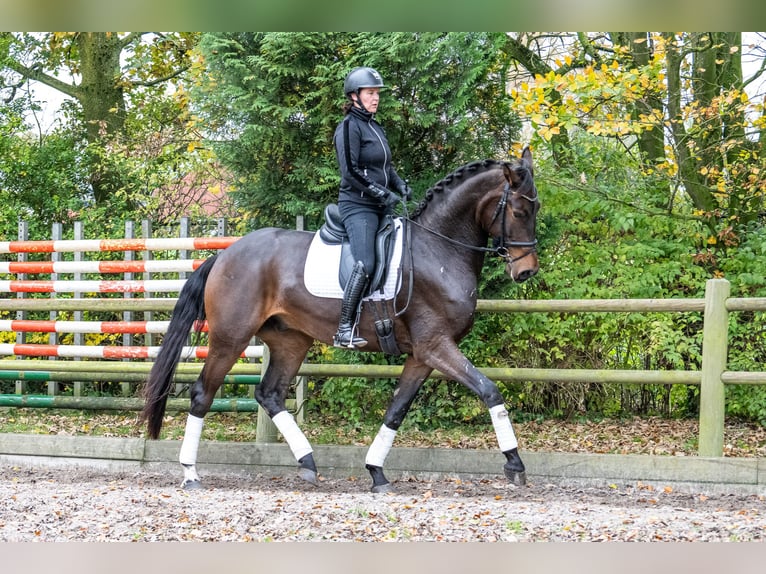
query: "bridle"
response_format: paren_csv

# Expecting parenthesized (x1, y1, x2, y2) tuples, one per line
(489, 181, 539, 264)
(406, 180, 539, 264)
(394, 175, 538, 317)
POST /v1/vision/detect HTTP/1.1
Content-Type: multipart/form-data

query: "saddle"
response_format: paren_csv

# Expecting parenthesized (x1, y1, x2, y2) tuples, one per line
(319, 204, 398, 294)
(317, 204, 402, 355)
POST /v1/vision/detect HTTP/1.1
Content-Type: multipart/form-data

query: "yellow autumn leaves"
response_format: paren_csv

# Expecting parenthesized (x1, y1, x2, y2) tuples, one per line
(511, 57, 665, 143)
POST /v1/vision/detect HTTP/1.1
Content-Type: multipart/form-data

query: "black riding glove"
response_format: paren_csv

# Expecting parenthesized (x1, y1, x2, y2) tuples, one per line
(399, 184, 413, 202)
(384, 191, 402, 209)
(367, 183, 392, 199)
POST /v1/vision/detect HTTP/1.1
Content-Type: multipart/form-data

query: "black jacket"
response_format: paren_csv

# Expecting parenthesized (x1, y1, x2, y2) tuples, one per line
(334, 106, 406, 207)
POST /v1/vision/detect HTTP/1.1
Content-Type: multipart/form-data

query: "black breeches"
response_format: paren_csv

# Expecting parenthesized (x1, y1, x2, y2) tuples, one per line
(338, 202, 383, 277)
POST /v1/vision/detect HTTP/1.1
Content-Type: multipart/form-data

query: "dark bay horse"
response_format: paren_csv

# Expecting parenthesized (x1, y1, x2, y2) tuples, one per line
(141, 148, 540, 493)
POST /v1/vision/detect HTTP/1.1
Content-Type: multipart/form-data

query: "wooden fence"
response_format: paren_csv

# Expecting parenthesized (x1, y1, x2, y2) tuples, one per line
(1, 219, 765, 457)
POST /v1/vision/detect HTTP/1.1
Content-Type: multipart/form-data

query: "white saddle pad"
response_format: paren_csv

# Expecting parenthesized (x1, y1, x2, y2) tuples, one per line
(304, 218, 403, 300)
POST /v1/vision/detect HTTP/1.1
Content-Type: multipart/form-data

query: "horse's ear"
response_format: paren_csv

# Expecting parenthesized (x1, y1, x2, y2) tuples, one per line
(520, 147, 534, 177)
(502, 162, 516, 185)
(504, 146, 534, 186)
(522, 146, 533, 168)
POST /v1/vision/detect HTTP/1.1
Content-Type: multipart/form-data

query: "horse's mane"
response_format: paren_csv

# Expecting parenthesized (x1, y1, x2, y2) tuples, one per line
(411, 158, 529, 220)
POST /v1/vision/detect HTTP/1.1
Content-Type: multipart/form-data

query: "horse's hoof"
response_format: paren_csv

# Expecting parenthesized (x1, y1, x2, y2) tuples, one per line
(181, 479, 204, 490)
(370, 482, 394, 494)
(504, 467, 527, 486)
(298, 467, 319, 486)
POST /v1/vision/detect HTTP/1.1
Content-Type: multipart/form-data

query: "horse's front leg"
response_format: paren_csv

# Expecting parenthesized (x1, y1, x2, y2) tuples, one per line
(421, 343, 527, 486)
(365, 358, 433, 493)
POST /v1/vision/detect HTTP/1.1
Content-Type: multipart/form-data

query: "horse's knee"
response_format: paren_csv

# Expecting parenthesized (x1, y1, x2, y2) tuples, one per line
(382, 412, 405, 430)
(253, 391, 269, 416)
(382, 389, 420, 429)
(479, 384, 504, 409)
(463, 366, 504, 407)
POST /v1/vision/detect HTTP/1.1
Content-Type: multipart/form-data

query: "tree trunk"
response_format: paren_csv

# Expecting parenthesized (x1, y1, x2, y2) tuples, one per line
(76, 33, 127, 203)
(663, 33, 717, 217)
(611, 33, 666, 169)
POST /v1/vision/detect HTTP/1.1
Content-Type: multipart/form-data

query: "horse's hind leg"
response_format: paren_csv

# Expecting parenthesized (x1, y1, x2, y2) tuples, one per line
(365, 357, 433, 493)
(178, 343, 246, 489)
(256, 329, 317, 484)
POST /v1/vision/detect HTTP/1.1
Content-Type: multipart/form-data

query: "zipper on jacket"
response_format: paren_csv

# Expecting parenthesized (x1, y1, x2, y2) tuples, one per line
(368, 121, 389, 188)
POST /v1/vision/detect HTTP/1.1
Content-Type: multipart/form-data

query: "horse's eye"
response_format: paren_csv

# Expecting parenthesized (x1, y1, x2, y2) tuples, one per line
(513, 210, 526, 219)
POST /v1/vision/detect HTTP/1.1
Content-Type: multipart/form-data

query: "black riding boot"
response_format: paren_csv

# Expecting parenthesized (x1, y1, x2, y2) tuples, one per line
(333, 261, 368, 348)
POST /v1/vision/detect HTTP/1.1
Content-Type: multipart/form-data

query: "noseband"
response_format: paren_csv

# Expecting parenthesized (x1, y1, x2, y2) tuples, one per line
(490, 181, 538, 264)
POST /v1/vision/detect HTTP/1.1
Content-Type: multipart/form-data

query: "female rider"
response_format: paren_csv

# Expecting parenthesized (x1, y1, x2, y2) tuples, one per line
(332, 66, 412, 348)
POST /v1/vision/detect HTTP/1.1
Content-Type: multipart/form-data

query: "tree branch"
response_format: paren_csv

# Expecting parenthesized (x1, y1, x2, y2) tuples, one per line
(4, 58, 81, 100)
(130, 64, 191, 88)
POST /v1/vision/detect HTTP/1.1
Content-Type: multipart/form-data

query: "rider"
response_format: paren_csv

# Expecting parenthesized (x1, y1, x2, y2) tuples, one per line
(332, 66, 412, 348)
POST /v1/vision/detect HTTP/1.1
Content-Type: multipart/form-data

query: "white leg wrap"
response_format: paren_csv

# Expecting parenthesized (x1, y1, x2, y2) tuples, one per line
(179, 414, 204, 466)
(365, 424, 397, 467)
(489, 404, 518, 452)
(272, 410, 313, 461)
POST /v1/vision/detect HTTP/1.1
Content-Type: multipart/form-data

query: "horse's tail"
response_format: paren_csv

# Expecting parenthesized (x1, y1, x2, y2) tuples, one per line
(140, 254, 219, 439)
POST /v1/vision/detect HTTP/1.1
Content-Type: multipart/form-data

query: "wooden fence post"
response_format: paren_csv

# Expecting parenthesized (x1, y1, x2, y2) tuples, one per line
(73, 221, 84, 397)
(123, 220, 135, 397)
(15, 220, 27, 395)
(698, 278, 730, 457)
(48, 222, 62, 396)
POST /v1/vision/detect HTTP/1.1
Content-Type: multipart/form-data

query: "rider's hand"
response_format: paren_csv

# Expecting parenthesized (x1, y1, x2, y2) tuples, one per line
(385, 191, 402, 208)
(368, 183, 391, 199)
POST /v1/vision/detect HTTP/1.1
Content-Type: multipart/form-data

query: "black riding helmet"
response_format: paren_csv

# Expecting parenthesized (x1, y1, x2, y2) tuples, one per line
(343, 67, 385, 98)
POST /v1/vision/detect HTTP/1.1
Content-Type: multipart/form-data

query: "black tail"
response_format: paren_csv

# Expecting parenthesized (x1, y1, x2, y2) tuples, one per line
(140, 254, 219, 439)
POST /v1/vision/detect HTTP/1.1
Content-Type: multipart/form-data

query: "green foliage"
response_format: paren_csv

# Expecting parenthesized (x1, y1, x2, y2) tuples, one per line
(726, 386, 766, 426)
(197, 32, 520, 230)
(0, 127, 89, 239)
(312, 349, 397, 425)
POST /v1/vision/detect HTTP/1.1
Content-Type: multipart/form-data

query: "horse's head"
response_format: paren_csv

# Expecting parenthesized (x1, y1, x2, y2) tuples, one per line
(485, 147, 540, 282)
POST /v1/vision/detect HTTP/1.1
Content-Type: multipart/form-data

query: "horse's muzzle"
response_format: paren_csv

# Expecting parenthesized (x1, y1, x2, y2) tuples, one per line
(506, 249, 539, 283)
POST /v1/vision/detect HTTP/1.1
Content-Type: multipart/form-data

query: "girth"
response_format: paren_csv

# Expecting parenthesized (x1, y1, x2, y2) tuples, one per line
(319, 204, 397, 294)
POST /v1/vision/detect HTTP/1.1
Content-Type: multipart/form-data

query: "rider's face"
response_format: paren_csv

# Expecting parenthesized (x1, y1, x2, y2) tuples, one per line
(353, 88, 380, 113)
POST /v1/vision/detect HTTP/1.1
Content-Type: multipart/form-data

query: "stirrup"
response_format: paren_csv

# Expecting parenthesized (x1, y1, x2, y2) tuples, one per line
(333, 326, 368, 348)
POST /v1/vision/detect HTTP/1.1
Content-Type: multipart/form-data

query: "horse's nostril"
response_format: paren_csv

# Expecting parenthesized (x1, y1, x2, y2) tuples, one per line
(516, 268, 537, 282)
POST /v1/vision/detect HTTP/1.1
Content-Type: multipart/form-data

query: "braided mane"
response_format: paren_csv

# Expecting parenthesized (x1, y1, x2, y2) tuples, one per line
(410, 159, 508, 220)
